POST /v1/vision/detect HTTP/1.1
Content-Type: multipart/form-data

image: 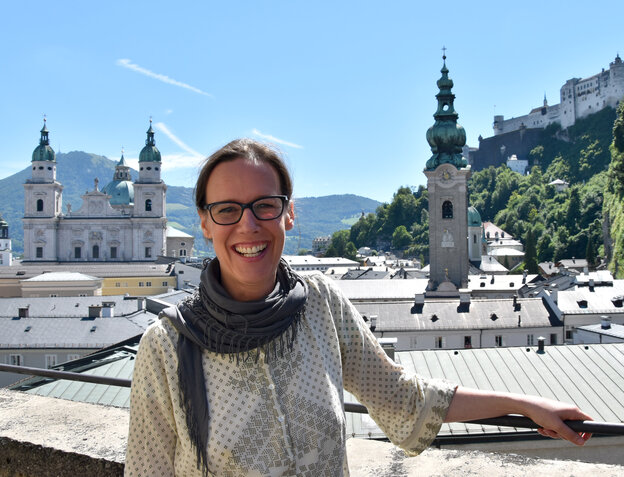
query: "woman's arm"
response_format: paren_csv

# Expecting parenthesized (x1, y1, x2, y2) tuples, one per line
(445, 386, 593, 445)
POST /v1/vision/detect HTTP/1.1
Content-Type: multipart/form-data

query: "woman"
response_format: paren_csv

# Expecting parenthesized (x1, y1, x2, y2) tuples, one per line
(125, 139, 591, 477)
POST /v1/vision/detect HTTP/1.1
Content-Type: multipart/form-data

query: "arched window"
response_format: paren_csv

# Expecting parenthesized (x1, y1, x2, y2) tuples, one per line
(442, 201, 453, 219)
(92, 245, 99, 259)
(145, 199, 152, 212)
(36, 199, 44, 212)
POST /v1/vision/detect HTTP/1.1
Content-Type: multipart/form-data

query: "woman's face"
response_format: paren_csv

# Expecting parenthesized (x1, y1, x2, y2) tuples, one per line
(199, 158, 294, 301)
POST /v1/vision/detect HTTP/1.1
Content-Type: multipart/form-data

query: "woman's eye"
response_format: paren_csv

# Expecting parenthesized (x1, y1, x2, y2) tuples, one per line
(215, 205, 238, 215)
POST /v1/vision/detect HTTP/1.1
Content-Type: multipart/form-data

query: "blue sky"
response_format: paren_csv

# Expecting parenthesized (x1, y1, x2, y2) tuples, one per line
(1, 1, 622, 203)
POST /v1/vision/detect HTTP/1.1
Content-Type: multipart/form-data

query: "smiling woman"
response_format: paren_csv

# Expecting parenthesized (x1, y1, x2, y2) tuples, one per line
(125, 139, 592, 477)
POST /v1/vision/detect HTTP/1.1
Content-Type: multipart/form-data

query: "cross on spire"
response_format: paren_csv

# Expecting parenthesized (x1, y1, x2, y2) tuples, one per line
(442, 46, 447, 60)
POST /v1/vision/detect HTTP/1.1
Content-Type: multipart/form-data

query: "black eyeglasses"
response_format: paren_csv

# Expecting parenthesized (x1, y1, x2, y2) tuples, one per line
(202, 195, 289, 225)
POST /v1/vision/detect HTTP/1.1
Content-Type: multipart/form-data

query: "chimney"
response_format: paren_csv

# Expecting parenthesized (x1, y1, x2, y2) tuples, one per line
(459, 289, 471, 305)
(522, 270, 527, 284)
(18, 306, 29, 318)
(537, 336, 545, 353)
(550, 284, 558, 304)
(378, 337, 397, 361)
(583, 266, 589, 275)
(88, 305, 102, 318)
(601, 316, 612, 330)
(589, 278, 595, 290)
(101, 302, 115, 318)
(370, 315, 378, 332)
(414, 293, 425, 306)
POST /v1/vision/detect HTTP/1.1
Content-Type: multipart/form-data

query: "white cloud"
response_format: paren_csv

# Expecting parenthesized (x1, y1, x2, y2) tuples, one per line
(251, 129, 303, 149)
(154, 122, 204, 159)
(116, 59, 212, 97)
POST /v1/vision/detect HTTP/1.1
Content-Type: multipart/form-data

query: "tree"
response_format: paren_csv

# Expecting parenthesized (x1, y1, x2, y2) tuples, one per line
(524, 228, 538, 274)
(392, 225, 413, 250)
(325, 230, 356, 259)
(608, 102, 624, 194)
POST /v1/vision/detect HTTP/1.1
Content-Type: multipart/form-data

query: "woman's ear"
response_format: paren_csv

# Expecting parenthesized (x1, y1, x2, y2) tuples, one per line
(198, 209, 213, 240)
(284, 200, 295, 231)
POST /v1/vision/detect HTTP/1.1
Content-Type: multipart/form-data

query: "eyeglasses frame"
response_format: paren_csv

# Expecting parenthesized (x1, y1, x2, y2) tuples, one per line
(201, 195, 289, 225)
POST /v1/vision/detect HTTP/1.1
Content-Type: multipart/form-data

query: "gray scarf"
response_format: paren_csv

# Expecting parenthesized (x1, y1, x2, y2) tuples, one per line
(167, 258, 308, 476)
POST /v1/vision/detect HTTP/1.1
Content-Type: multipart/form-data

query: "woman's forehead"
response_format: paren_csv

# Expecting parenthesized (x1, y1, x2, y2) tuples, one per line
(206, 159, 281, 201)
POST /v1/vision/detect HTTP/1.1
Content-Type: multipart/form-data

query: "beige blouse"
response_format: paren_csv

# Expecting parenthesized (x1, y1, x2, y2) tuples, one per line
(125, 272, 455, 476)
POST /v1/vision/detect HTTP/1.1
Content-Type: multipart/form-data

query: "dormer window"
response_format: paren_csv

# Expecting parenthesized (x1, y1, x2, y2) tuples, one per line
(577, 300, 588, 309)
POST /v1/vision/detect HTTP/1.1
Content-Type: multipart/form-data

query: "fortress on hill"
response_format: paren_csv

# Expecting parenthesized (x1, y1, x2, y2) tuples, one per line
(493, 54, 624, 135)
(468, 54, 624, 171)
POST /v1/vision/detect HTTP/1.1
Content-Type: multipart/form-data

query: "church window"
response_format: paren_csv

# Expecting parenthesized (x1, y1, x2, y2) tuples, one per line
(180, 249, 187, 256)
(36, 199, 44, 212)
(110, 247, 117, 259)
(74, 247, 82, 259)
(145, 246, 152, 258)
(92, 245, 99, 259)
(36, 247, 43, 258)
(145, 199, 152, 212)
(442, 201, 453, 219)
(473, 234, 477, 244)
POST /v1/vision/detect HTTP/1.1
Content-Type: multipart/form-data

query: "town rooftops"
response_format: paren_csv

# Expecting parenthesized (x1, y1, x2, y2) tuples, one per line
(23, 272, 99, 282)
(355, 297, 559, 332)
(0, 262, 173, 279)
(0, 295, 147, 318)
(557, 280, 624, 315)
(166, 225, 194, 238)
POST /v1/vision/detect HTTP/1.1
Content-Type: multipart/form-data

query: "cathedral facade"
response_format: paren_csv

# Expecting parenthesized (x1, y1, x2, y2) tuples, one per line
(23, 121, 167, 262)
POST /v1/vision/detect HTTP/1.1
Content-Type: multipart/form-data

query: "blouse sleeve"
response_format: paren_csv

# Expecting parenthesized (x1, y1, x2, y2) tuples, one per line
(320, 275, 456, 455)
(125, 322, 179, 477)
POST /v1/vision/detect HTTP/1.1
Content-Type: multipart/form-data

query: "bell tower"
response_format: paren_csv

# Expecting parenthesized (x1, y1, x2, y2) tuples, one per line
(424, 53, 471, 294)
(23, 119, 63, 261)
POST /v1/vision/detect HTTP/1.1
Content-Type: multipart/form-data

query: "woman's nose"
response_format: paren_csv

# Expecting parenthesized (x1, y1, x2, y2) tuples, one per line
(238, 207, 260, 230)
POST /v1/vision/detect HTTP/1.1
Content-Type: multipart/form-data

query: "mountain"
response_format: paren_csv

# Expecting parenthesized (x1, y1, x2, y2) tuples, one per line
(0, 152, 381, 256)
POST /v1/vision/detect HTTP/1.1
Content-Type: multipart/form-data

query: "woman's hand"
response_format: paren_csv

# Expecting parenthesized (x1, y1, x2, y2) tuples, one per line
(519, 394, 592, 445)
(445, 387, 593, 446)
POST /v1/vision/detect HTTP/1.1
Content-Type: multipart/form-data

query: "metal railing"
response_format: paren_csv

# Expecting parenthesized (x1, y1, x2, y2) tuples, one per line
(2, 363, 624, 435)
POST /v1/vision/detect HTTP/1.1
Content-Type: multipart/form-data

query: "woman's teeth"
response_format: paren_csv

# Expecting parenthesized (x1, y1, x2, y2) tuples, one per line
(235, 244, 267, 257)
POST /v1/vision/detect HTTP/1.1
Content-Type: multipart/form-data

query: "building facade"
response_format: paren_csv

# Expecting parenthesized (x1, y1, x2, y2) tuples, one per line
(0, 215, 12, 266)
(23, 120, 167, 262)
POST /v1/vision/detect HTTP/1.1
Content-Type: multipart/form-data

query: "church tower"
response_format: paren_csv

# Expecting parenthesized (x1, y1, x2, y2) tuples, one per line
(23, 119, 63, 261)
(0, 214, 12, 266)
(424, 54, 471, 294)
(132, 120, 167, 259)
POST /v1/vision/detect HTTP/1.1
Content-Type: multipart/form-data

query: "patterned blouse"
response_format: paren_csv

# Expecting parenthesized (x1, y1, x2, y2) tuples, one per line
(125, 272, 456, 476)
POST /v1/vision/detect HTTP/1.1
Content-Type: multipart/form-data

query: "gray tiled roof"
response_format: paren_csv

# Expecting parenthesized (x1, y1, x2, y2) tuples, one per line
(0, 295, 147, 318)
(333, 279, 428, 301)
(0, 313, 155, 348)
(557, 280, 624, 314)
(0, 262, 173, 279)
(355, 297, 560, 332)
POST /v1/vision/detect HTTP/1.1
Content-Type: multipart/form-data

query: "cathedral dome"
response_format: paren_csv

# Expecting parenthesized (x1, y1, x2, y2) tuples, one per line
(102, 179, 134, 205)
(32, 122, 56, 162)
(139, 122, 161, 163)
(467, 206, 482, 227)
(103, 153, 134, 205)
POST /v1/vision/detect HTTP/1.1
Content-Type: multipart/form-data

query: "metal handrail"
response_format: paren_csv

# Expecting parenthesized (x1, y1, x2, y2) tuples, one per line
(3, 364, 624, 435)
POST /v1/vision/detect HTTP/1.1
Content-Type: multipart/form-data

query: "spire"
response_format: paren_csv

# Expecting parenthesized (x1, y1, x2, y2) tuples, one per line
(40, 115, 49, 146)
(425, 50, 467, 170)
(146, 117, 155, 147)
(32, 116, 56, 162)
